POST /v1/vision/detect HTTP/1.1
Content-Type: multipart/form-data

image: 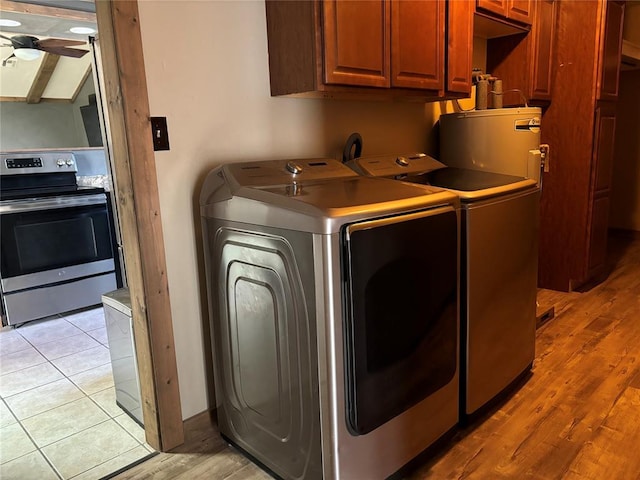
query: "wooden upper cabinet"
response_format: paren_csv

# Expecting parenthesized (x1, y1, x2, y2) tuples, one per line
(508, 0, 533, 25)
(477, 0, 507, 18)
(529, 0, 557, 100)
(597, 0, 625, 101)
(486, 0, 556, 105)
(323, 0, 390, 88)
(447, 0, 474, 94)
(477, 0, 532, 25)
(265, 0, 472, 99)
(390, 0, 444, 90)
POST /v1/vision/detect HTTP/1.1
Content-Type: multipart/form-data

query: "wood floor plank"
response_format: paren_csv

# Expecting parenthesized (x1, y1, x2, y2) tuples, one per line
(563, 387, 640, 480)
(171, 447, 253, 480)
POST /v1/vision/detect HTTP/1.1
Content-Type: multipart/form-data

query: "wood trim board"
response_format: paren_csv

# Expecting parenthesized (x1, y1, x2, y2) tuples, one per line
(26, 53, 60, 104)
(0, 0, 96, 22)
(94, 0, 184, 451)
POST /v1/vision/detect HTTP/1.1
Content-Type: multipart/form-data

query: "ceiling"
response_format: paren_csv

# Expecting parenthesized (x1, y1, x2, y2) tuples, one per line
(0, 0, 96, 102)
(0, 0, 97, 40)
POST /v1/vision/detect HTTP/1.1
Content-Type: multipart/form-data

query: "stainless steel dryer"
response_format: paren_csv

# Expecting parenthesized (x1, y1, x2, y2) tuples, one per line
(200, 158, 460, 479)
(347, 154, 539, 419)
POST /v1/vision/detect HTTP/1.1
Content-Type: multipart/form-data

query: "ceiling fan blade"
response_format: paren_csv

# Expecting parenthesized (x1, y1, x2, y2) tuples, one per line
(37, 38, 87, 48)
(9, 35, 31, 47)
(39, 45, 89, 58)
(0, 35, 29, 48)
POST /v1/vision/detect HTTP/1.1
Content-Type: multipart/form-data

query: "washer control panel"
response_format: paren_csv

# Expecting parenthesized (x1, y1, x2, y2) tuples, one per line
(348, 153, 446, 178)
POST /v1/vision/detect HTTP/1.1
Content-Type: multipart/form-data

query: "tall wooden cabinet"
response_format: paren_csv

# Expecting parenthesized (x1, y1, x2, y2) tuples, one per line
(538, 0, 625, 291)
(265, 0, 473, 100)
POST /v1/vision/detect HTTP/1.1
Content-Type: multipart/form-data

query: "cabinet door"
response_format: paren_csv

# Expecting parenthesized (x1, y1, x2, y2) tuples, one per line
(593, 106, 616, 193)
(478, 0, 531, 24)
(529, 0, 556, 100)
(447, 0, 474, 94)
(598, 0, 625, 101)
(588, 106, 616, 275)
(508, 0, 533, 25)
(391, 0, 444, 90)
(588, 195, 610, 273)
(323, 0, 390, 88)
(477, 0, 508, 18)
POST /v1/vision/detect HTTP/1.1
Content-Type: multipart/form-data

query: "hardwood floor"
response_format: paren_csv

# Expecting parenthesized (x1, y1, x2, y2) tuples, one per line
(114, 235, 640, 480)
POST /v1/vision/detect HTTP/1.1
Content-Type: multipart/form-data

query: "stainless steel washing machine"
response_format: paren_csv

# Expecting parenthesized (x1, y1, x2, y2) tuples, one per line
(347, 153, 539, 419)
(200, 158, 460, 479)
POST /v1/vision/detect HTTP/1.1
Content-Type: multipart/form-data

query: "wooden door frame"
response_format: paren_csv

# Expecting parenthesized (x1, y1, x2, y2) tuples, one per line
(94, 0, 184, 451)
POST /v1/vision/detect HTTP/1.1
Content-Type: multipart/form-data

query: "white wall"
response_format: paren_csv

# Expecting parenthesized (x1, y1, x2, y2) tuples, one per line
(137, 0, 451, 419)
(0, 77, 95, 151)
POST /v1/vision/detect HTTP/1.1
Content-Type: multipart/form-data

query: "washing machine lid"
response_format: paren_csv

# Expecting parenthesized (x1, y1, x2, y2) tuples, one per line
(347, 153, 536, 201)
(423, 167, 537, 201)
(200, 158, 458, 234)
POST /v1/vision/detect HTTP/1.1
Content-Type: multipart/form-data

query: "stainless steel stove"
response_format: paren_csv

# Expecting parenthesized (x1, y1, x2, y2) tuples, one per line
(0, 152, 120, 326)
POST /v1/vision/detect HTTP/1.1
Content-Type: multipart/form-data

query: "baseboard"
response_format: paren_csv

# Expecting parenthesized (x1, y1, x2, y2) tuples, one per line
(183, 408, 217, 436)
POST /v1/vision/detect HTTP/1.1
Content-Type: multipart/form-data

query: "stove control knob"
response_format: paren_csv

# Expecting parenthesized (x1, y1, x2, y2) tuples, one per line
(395, 156, 409, 167)
(66, 159, 74, 166)
(56, 159, 66, 167)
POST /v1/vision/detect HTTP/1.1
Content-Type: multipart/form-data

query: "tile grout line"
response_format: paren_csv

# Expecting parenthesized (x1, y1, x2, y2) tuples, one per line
(6, 314, 69, 480)
(2, 405, 64, 480)
(2, 308, 150, 479)
(5, 315, 112, 397)
(43, 417, 144, 480)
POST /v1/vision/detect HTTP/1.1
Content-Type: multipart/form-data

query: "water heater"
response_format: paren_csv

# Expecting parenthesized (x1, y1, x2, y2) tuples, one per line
(439, 107, 542, 183)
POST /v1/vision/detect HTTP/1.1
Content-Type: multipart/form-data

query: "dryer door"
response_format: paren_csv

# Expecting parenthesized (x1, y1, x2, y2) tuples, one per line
(342, 206, 458, 435)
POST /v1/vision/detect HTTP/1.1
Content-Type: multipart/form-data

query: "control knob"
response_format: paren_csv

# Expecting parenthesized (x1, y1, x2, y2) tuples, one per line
(56, 159, 66, 167)
(286, 161, 303, 175)
(66, 159, 74, 166)
(395, 156, 409, 167)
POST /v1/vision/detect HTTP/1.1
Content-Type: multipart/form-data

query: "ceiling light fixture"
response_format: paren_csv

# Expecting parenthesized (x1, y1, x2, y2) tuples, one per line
(14, 48, 42, 61)
(69, 27, 96, 35)
(0, 19, 22, 27)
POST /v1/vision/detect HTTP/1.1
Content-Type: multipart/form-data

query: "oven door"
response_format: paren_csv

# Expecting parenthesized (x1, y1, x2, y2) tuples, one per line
(0, 194, 115, 293)
(342, 206, 458, 435)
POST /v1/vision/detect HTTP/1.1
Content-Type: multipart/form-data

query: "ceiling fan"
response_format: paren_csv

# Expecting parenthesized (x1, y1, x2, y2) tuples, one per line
(0, 34, 89, 62)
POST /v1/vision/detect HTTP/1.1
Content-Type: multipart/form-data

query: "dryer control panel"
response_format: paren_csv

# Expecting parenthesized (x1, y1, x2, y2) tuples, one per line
(223, 158, 358, 187)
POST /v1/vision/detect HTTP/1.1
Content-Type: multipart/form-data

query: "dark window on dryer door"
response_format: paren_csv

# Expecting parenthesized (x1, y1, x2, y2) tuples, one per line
(342, 209, 458, 435)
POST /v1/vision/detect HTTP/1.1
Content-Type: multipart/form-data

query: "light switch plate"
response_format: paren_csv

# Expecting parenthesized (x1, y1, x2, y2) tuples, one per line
(150, 116, 170, 151)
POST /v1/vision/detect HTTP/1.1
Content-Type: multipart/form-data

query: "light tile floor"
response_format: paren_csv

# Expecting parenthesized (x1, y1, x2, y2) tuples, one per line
(0, 308, 155, 479)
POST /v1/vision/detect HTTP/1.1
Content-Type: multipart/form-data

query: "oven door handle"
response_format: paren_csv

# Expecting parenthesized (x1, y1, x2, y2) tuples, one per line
(0, 193, 107, 214)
